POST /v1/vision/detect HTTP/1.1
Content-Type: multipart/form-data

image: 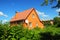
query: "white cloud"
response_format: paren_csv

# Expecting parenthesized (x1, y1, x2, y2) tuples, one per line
(0, 12, 4, 16)
(56, 8, 60, 12)
(36, 10, 48, 17)
(2, 19, 8, 23)
(0, 11, 8, 17)
(4, 15, 8, 17)
(36, 10, 50, 21)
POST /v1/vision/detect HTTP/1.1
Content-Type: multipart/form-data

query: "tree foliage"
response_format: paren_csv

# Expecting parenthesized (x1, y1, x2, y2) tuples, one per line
(54, 17, 60, 27)
(41, 0, 60, 8)
(41, 0, 56, 6)
(43, 20, 52, 26)
(0, 21, 60, 40)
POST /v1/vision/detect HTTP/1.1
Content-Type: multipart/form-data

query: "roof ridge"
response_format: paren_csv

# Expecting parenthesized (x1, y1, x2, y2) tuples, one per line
(16, 8, 34, 13)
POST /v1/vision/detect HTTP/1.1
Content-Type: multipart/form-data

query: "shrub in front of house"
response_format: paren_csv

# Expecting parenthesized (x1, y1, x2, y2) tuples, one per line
(0, 22, 60, 40)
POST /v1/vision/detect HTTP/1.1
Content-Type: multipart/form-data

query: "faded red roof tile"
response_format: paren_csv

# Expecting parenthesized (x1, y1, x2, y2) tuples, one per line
(10, 8, 34, 22)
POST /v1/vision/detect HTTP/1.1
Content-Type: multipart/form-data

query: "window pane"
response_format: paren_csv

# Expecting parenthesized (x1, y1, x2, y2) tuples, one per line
(36, 23, 38, 27)
(32, 14, 35, 18)
(29, 22, 32, 27)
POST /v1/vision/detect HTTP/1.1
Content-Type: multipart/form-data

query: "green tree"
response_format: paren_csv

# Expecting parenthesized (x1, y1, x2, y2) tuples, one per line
(41, 0, 60, 8)
(54, 17, 60, 27)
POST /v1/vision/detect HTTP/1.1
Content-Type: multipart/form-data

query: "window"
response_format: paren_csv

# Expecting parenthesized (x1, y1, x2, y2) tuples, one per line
(32, 14, 35, 18)
(36, 23, 38, 27)
(29, 22, 32, 27)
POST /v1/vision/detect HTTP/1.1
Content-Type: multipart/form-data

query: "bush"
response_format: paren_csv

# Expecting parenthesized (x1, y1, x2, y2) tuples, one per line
(0, 22, 60, 40)
(54, 17, 60, 27)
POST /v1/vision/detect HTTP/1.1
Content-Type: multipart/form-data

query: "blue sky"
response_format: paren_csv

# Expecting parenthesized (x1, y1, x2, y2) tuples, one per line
(0, 0, 59, 23)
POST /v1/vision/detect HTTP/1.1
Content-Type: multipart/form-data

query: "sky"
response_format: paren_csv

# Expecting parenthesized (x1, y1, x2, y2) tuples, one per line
(0, 0, 59, 23)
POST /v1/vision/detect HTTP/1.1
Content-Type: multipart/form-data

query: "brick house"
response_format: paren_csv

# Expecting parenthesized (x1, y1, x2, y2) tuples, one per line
(10, 8, 44, 29)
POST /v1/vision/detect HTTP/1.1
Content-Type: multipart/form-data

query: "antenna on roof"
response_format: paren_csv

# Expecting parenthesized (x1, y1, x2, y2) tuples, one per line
(15, 11, 19, 13)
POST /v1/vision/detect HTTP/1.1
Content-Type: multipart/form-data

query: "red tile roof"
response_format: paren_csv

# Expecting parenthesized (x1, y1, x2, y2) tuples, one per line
(10, 8, 34, 22)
